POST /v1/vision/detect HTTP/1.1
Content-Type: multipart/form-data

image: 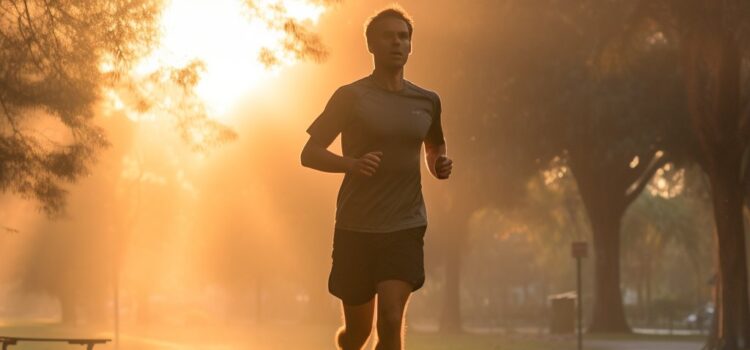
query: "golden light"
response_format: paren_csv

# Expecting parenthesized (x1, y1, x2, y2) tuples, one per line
(629, 156, 639, 168)
(648, 164, 685, 198)
(130, 0, 326, 122)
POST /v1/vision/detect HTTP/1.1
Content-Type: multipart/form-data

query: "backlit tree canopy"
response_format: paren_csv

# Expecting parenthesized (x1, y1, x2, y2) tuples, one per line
(1, 0, 330, 215)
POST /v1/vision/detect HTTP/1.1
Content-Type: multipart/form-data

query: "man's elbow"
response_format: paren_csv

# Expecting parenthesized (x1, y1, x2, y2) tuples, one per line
(300, 147, 311, 168)
(301, 142, 319, 168)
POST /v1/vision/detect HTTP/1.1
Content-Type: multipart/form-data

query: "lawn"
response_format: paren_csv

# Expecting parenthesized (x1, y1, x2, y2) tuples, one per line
(0, 322, 578, 350)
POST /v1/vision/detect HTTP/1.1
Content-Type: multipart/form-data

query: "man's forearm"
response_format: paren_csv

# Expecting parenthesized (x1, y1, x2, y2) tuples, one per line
(301, 143, 354, 173)
(424, 143, 447, 178)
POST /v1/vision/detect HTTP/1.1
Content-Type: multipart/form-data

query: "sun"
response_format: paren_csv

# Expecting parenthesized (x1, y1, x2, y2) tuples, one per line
(131, 0, 326, 122)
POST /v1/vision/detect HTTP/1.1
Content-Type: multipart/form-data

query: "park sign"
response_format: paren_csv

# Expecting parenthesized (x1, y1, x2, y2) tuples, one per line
(571, 241, 588, 258)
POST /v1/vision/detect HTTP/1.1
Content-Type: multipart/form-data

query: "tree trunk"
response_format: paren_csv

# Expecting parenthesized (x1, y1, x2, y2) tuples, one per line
(636, 279, 644, 325)
(679, 9, 750, 347)
(569, 154, 633, 333)
(706, 167, 750, 349)
(436, 197, 472, 334)
(84, 294, 108, 325)
(566, 146, 663, 333)
(60, 291, 78, 325)
(440, 241, 462, 332)
(646, 264, 652, 327)
(255, 274, 264, 325)
(135, 289, 151, 326)
(586, 205, 632, 333)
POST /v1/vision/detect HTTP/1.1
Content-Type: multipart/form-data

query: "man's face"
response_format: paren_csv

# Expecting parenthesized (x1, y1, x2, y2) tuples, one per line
(368, 17, 411, 69)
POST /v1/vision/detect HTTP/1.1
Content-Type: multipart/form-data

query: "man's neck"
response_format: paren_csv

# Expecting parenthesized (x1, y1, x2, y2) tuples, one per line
(372, 67, 405, 92)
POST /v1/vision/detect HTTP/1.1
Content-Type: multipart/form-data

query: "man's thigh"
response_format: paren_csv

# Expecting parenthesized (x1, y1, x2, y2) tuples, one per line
(342, 298, 376, 330)
(374, 226, 426, 291)
(376, 280, 412, 318)
(329, 229, 378, 305)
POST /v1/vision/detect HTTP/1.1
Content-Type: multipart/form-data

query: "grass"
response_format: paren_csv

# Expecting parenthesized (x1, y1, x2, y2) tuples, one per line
(0, 322, 578, 350)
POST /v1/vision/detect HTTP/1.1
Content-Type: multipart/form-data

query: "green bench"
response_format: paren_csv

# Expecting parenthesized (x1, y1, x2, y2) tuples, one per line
(0, 336, 110, 350)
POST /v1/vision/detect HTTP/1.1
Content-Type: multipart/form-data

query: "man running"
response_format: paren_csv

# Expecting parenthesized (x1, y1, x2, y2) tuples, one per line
(301, 6, 452, 350)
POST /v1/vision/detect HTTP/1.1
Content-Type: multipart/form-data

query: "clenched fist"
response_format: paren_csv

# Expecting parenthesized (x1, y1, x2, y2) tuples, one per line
(435, 155, 453, 179)
(349, 151, 383, 177)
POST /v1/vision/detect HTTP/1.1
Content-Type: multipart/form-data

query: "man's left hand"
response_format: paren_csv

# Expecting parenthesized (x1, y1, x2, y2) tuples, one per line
(436, 155, 453, 179)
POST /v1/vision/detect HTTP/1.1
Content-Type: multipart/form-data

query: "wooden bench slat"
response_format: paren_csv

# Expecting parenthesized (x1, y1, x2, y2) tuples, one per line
(0, 336, 111, 349)
(1, 337, 109, 342)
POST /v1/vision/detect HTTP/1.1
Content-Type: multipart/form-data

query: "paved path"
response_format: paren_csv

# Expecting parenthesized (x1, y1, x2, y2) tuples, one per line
(588, 339, 703, 350)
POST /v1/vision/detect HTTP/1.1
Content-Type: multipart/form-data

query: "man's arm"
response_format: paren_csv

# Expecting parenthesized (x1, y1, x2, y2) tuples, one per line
(425, 142, 452, 179)
(301, 137, 382, 176)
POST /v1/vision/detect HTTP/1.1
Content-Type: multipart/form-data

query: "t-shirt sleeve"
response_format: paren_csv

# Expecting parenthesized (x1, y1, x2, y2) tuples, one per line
(306, 87, 352, 145)
(424, 94, 446, 146)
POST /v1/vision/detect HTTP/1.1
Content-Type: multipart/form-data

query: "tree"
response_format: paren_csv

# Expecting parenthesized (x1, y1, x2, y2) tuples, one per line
(411, 0, 541, 332)
(611, 1, 750, 347)
(5, 0, 334, 332)
(621, 165, 714, 327)
(412, 0, 691, 332)
(0, 0, 161, 215)
(1, 0, 331, 214)
(486, 0, 694, 332)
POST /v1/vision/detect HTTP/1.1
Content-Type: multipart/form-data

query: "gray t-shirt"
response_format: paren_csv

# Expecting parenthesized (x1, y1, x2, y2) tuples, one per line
(307, 75, 445, 233)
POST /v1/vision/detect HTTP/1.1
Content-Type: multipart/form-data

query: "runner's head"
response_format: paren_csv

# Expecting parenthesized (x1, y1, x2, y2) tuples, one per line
(364, 6, 413, 69)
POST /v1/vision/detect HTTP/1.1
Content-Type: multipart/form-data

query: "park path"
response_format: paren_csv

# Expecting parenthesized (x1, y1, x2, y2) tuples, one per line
(587, 339, 704, 350)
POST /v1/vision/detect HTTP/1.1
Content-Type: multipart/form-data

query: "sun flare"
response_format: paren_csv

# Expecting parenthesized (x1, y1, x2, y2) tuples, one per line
(126, 0, 326, 122)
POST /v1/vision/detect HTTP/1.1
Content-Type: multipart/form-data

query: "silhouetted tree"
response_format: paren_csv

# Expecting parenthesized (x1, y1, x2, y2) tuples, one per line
(476, 0, 693, 332)
(416, 0, 691, 332)
(0, 0, 161, 215)
(609, 1, 750, 347)
(1, 0, 331, 214)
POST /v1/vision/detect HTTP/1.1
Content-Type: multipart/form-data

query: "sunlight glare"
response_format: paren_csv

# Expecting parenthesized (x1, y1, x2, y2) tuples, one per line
(629, 156, 639, 169)
(128, 0, 326, 122)
(282, 0, 326, 23)
(648, 164, 685, 198)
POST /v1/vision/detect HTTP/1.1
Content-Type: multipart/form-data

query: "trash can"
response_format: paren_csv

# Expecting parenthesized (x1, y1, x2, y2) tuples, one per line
(549, 292, 576, 334)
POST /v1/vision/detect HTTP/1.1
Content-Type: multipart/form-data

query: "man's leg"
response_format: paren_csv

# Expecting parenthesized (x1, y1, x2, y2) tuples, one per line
(337, 298, 375, 350)
(374, 280, 412, 350)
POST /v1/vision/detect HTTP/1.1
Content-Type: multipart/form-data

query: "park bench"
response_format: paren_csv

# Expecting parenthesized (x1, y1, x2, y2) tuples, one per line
(0, 336, 110, 350)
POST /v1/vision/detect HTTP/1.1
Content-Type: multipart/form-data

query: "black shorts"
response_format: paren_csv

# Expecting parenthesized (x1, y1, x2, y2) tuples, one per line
(328, 225, 426, 305)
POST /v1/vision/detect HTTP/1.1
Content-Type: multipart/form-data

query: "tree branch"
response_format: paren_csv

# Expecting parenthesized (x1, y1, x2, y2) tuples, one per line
(13, 0, 45, 74)
(43, 0, 67, 64)
(0, 94, 22, 136)
(624, 150, 669, 205)
(28, 0, 69, 84)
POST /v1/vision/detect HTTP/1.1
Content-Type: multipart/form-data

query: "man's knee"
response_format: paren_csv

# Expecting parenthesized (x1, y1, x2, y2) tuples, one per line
(347, 326, 373, 344)
(337, 325, 372, 349)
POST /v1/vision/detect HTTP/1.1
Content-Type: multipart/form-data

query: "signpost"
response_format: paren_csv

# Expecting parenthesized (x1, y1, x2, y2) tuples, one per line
(571, 241, 588, 350)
